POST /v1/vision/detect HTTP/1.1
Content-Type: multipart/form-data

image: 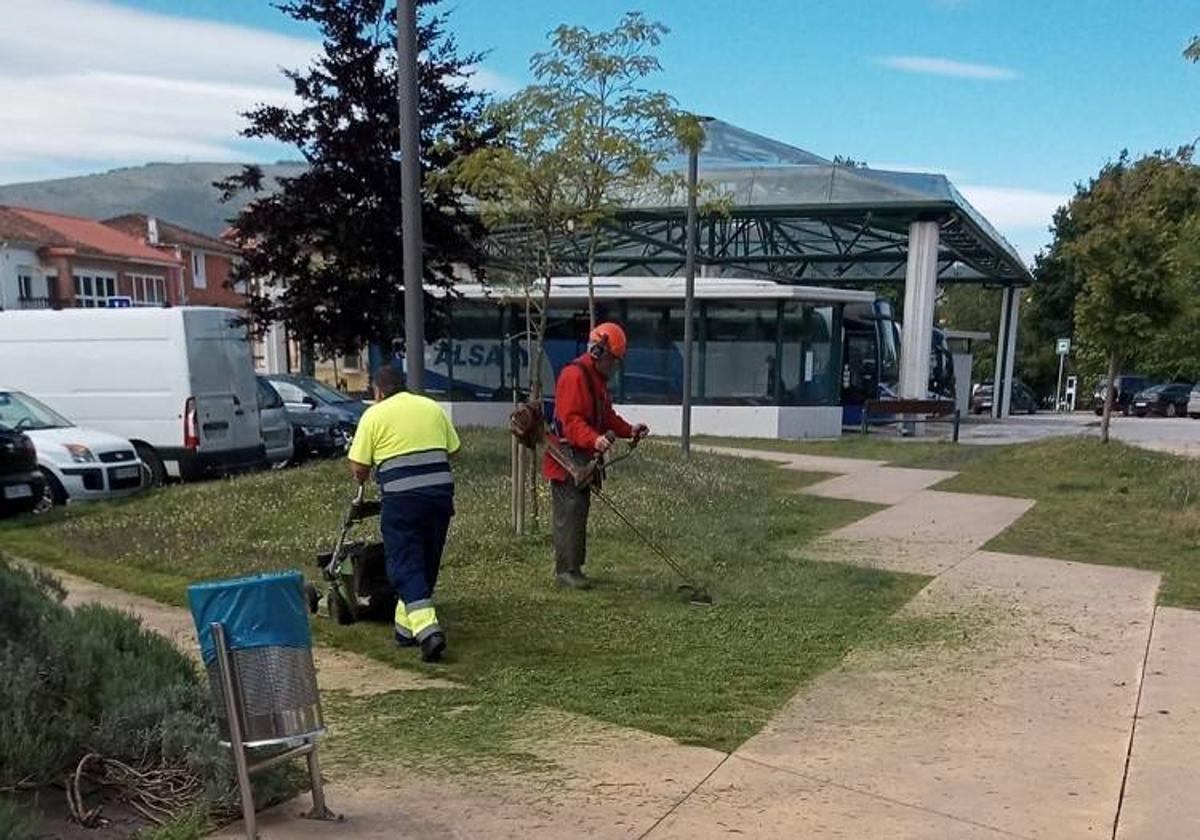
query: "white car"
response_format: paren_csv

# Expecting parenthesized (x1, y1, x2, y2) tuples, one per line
(0, 389, 145, 511)
(1188, 385, 1200, 419)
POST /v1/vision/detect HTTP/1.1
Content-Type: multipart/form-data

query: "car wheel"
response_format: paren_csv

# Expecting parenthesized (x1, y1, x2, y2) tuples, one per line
(33, 469, 66, 515)
(134, 443, 166, 487)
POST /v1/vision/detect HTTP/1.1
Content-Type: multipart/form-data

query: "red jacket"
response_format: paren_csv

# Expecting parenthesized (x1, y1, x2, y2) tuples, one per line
(543, 354, 633, 482)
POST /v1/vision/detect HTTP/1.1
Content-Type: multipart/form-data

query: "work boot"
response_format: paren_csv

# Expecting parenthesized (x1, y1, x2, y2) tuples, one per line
(555, 570, 591, 590)
(420, 631, 446, 663)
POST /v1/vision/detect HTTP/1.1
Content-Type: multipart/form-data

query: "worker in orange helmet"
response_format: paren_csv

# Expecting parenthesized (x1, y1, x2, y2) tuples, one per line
(542, 322, 649, 589)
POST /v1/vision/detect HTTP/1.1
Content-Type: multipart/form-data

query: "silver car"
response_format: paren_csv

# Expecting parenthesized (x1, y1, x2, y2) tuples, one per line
(256, 377, 296, 466)
(1188, 385, 1200, 419)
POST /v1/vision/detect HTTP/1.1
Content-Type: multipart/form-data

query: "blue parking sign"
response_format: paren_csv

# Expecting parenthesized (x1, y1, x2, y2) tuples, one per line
(107, 296, 133, 308)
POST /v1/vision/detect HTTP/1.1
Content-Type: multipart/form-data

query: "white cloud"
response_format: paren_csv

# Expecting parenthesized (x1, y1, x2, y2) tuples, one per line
(957, 185, 1066, 229)
(874, 55, 1021, 81)
(0, 0, 512, 184)
(463, 65, 522, 96)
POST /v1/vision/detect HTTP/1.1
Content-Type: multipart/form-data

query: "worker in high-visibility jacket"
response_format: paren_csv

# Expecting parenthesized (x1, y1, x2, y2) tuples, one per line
(543, 322, 649, 589)
(348, 366, 459, 662)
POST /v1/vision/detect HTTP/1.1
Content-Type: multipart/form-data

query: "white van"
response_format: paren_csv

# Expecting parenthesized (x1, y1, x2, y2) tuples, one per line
(0, 307, 265, 483)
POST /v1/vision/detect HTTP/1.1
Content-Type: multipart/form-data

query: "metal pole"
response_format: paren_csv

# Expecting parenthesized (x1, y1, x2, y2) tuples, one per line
(212, 623, 257, 840)
(1055, 352, 1066, 412)
(398, 0, 425, 393)
(681, 140, 698, 457)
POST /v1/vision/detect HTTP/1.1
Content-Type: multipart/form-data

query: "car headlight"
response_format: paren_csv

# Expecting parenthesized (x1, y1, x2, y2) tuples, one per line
(63, 443, 96, 463)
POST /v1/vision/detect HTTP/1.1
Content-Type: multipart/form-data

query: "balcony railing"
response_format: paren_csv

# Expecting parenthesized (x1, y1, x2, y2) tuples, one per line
(13, 296, 62, 310)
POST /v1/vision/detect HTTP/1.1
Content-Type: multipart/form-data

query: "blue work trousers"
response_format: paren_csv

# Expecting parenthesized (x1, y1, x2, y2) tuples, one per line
(380, 492, 454, 607)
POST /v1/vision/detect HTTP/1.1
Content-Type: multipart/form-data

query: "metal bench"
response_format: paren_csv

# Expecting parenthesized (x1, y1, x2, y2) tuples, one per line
(861, 399, 961, 442)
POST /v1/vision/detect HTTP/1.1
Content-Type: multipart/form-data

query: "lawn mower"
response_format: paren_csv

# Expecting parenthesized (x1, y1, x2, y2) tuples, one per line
(305, 485, 395, 625)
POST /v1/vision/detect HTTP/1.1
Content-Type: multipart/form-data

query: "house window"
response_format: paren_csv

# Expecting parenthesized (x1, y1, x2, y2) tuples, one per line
(130, 274, 166, 306)
(72, 272, 117, 308)
(17, 271, 33, 300)
(192, 251, 207, 289)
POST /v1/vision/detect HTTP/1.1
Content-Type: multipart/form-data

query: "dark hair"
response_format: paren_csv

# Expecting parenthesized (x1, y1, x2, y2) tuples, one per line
(373, 365, 404, 397)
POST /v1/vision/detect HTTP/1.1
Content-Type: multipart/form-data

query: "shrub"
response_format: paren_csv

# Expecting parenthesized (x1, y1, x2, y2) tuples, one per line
(0, 796, 37, 840)
(0, 555, 299, 830)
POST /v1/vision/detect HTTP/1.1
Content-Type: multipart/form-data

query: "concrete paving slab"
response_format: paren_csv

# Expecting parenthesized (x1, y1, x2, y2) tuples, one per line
(1115, 606, 1200, 840)
(215, 716, 726, 840)
(695, 445, 887, 475)
(802, 491, 1035, 575)
(52, 567, 455, 693)
(646, 756, 1023, 840)
(803, 466, 957, 505)
(727, 551, 1159, 840)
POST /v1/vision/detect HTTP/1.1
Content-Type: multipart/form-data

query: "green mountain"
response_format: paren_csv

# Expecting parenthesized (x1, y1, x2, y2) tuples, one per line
(0, 162, 306, 237)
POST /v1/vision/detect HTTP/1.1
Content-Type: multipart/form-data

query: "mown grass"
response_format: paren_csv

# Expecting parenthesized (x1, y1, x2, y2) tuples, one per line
(701, 434, 1200, 607)
(0, 429, 930, 756)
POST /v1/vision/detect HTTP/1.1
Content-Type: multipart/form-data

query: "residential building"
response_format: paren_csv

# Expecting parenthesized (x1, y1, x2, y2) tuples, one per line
(0, 206, 182, 309)
(102, 214, 243, 308)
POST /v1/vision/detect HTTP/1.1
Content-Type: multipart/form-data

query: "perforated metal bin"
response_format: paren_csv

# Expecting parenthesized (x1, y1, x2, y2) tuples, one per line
(188, 571, 325, 746)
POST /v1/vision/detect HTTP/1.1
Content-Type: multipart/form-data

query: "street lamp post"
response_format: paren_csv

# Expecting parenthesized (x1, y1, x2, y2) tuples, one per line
(397, 0, 425, 392)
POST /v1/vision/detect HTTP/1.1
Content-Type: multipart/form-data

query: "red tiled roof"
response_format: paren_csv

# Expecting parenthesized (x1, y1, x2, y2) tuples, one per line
(103, 214, 236, 256)
(0, 205, 181, 266)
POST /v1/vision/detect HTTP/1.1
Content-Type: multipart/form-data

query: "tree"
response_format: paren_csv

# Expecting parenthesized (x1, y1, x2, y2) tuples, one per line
(1067, 151, 1200, 441)
(218, 0, 489, 360)
(532, 13, 676, 328)
(1185, 36, 1200, 62)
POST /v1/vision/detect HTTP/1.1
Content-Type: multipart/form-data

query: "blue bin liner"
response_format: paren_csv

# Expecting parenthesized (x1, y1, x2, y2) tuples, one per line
(188, 571, 312, 666)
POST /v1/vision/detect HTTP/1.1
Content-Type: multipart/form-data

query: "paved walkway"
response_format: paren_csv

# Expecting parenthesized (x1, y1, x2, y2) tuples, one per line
(47, 447, 1200, 838)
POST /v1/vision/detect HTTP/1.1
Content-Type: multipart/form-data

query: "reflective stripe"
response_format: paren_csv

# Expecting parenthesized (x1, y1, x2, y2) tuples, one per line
(407, 599, 433, 611)
(380, 472, 454, 495)
(378, 450, 449, 473)
(415, 622, 442, 642)
(394, 623, 413, 639)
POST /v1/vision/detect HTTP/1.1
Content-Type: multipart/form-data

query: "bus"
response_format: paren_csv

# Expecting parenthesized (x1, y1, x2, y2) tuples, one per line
(840, 300, 956, 426)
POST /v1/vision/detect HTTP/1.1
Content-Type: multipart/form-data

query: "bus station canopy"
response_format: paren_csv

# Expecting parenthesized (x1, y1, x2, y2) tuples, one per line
(487, 119, 1032, 288)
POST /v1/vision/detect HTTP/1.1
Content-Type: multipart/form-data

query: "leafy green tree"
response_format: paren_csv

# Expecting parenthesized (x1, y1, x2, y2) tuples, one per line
(532, 13, 676, 328)
(218, 0, 489, 358)
(1067, 151, 1200, 440)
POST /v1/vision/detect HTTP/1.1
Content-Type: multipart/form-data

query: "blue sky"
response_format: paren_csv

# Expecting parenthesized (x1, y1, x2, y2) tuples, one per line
(4, 0, 1199, 260)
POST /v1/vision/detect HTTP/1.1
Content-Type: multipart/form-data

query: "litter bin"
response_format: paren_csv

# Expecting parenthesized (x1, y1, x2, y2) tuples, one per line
(188, 571, 335, 838)
(188, 570, 324, 745)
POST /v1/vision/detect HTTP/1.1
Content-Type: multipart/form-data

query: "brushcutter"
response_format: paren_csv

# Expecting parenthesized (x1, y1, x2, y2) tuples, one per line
(547, 432, 713, 606)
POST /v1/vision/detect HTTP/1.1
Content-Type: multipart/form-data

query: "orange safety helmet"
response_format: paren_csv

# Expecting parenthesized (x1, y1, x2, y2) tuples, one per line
(588, 322, 628, 360)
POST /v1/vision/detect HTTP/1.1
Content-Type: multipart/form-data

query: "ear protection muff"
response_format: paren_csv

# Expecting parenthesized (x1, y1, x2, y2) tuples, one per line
(588, 334, 609, 359)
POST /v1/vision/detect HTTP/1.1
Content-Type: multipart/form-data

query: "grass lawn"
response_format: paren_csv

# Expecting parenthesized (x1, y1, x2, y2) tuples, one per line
(699, 434, 1200, 607)
(0, 429, 929, 757)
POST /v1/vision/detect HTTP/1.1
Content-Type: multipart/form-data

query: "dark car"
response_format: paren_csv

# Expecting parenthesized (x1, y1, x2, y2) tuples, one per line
(266, 375, 365, 434)
(1093, 375, 1150, 416)
(287, 406, 349, 461)
(0, 425, 47, 517)
(971, 379, 1037, 415)
(1131, 383, 1193, 418)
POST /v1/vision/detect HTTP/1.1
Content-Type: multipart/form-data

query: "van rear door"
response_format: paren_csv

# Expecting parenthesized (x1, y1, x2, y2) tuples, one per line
(183, 310, 263, 461)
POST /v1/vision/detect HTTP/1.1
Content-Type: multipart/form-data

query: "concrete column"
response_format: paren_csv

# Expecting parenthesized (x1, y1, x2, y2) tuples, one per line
(898, 221, 940, 399)
(262, 321, 288, 374)
(991, 286, 1021, 418)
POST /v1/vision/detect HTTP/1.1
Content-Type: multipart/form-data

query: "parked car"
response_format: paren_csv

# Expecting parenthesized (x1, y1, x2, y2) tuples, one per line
(971, 379, 1037, 415)
(255, 377, 295, 467)
(0, 308, 265, 485)
(0, 389, 144, 510)
(1093, 375, 1151, 416)
(0, 425, 45, 517)
(287, 406, 349, 462)
(1131, 383, 1193, 418)
(266, 374, 365, 439)
(1188, 385, 1200, 419)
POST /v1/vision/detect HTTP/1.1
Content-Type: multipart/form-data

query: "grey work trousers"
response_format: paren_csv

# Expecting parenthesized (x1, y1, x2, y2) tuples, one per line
(551, 478, 592, 575)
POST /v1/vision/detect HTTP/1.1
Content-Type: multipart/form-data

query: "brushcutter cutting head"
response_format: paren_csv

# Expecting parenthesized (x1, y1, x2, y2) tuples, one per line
(678, 584, 713, 606)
